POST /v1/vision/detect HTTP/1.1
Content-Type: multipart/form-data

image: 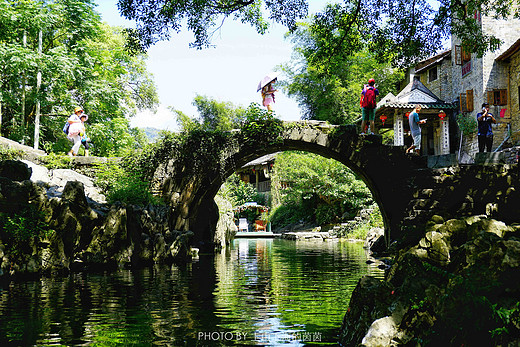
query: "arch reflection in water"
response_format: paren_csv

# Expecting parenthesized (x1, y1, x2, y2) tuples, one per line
(213, 238, 384, 345)
(0, 239, 383, 346)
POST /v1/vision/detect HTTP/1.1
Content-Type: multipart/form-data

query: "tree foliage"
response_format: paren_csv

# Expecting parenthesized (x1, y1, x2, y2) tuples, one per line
(172, 95, 247, 132)
(282, 39, 403, 123)
(0, 0, 158, 154)
(270, 151, 374, 225)
(117, 0, 520, 66)
(218, 173, 266, 208)
(117, 0, 308, 51)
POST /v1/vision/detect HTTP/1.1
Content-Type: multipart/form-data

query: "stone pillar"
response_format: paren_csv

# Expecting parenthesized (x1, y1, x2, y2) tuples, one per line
(394, 110, 404, 146)
(440, 117, 450, 154)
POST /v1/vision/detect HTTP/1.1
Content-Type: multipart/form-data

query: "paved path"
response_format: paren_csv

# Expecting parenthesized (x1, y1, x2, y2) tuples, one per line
(0, 136, 118, 165)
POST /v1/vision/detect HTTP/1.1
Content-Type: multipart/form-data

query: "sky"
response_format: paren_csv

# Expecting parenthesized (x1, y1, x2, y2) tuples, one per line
(94, 1, 328, 131)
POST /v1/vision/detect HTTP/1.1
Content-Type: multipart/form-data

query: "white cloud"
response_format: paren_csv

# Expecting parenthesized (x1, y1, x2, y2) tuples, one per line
(130, 105, 179, 131)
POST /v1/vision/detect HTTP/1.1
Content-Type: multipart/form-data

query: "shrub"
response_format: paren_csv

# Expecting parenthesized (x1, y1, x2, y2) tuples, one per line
(93, 160, 160, 205)
(0, 147, 24, 161)
(1, 207, 53, 259)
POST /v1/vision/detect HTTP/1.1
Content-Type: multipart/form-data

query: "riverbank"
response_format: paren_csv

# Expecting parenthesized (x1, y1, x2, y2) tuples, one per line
(340, 215, 520, 346)
(0, 159, 195, 277)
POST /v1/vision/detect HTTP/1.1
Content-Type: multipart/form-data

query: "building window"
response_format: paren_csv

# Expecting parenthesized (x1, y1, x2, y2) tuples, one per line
(428, 67, 438, 82)
(466, 89, 474, 111)
(487, 89, 507, 106)
(459, 89, 474, 112)
(461, 47, 472, 76)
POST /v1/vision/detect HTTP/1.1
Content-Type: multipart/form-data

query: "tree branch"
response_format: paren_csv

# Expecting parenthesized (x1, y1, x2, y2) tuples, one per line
(326, 0, 363, 68)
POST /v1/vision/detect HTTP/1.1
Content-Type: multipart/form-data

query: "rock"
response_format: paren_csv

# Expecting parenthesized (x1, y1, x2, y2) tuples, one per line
(361, 316, 398, 347)
(339, 276, 394, 346)
(49, 168, 106, 204)
(0, 160, 194, 277)
(417, 231, 450, 265)
(430, 215, 444, 224)
(342, 216, 520, 346)
(214, 195, 238, 250)
(0, 176, 49, 213)
(0, 160, 31, 181)
(365, 227, 385, 254)
(21, 159, 51, 184)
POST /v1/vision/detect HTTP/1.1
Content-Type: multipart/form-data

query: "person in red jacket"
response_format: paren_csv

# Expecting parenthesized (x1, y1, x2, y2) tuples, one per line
(360, 78, 379, 134)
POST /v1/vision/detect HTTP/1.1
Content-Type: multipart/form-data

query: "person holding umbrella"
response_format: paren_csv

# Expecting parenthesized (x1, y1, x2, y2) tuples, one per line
(258, 72, 279, 111)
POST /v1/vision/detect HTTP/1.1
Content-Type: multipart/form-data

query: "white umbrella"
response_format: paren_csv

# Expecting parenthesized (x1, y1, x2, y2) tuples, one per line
(257, 71, 280, 92)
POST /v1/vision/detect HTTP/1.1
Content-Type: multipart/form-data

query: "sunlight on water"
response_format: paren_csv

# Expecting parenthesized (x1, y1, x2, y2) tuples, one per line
(0, 239, 383, 346)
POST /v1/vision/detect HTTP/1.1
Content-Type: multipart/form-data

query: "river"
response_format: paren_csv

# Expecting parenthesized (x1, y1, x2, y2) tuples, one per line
(0, 238, 384, 346)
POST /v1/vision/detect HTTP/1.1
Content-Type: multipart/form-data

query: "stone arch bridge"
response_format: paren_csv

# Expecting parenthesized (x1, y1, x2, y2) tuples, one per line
(150, 121, 520, 252)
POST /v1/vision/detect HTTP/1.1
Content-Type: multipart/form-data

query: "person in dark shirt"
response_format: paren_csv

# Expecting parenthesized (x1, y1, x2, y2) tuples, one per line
(406, 105, 426, 155)
(476, 102, 496, 152)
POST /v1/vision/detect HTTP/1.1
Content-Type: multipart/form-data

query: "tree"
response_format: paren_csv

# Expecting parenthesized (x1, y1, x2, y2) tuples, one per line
(117, 0, 519, 67)
(282, 19, 403, 123)
(270, 151, 374, 225)
(117, 0, 308, 51)
(172, 95, 246, 132)
(0, 0, 158, 154)
(88, 117, 148, 157)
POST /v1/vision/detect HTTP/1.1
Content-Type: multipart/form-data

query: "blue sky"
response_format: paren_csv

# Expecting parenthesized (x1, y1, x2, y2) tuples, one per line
(95, 1, 329, 130)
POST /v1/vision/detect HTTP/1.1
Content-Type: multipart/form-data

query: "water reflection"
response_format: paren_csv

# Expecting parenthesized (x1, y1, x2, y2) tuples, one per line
(0, 239, 383, 346)
(213, 239, 384, 345)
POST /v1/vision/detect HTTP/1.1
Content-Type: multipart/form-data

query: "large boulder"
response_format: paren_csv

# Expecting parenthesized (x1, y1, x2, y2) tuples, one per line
(341, 216, 520, 346)
(214, 195, 238, 250)
(0, 160, 32, 181)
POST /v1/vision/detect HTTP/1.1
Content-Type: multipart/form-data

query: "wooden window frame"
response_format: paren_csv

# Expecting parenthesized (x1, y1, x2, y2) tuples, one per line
(428, 66, 438, 82)
(460, 93, 467, 112)
(487, 89, 508, 106)
(466, 89, 474, 112)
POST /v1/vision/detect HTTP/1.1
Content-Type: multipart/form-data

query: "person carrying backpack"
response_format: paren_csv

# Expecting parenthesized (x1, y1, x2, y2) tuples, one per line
(360, 78, 379, 134)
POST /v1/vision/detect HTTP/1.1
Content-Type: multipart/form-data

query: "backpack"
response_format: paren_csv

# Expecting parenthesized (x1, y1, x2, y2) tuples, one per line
(63, 121, 70, 135)
(362, 87, 377, 109)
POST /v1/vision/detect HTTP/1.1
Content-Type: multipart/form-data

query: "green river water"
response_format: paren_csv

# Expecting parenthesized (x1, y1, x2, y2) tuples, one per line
(0, 238, 384, 346)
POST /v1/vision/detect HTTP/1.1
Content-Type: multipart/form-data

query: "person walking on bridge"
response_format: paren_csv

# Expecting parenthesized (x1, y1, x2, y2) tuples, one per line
(406, 105, 426, 155)
(360, 78, 379, 134)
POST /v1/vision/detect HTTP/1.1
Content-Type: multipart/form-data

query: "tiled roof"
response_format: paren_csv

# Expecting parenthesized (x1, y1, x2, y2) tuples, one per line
(241, 153, 277, 168)
(395, 78, 442, 102)
(378, 102, 458, 110)
(496, 38, 520, 61)
(415, 50, 452, 73)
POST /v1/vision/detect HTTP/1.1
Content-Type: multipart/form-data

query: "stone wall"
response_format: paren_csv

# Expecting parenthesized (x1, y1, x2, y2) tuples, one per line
(510, 50, 520, 136)
(449, 12, 520, 155)
(419, 56, 453, 103)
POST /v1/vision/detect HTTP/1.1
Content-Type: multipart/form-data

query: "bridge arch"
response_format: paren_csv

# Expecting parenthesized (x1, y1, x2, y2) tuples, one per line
(151, 121, 520, 252)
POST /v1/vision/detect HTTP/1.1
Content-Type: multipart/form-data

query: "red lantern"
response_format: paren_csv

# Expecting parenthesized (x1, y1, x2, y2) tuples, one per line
(438, 110, 446, 120)
(379, 114, 387, 125)
(405, 112, 410, 119)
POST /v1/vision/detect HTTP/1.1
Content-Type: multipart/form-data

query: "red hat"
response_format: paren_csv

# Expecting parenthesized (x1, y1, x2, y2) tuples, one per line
(368, 78, 375, 83)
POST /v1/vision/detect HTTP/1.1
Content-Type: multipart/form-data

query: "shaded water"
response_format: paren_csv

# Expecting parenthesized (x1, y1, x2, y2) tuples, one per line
(0, 239, 384, 346)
